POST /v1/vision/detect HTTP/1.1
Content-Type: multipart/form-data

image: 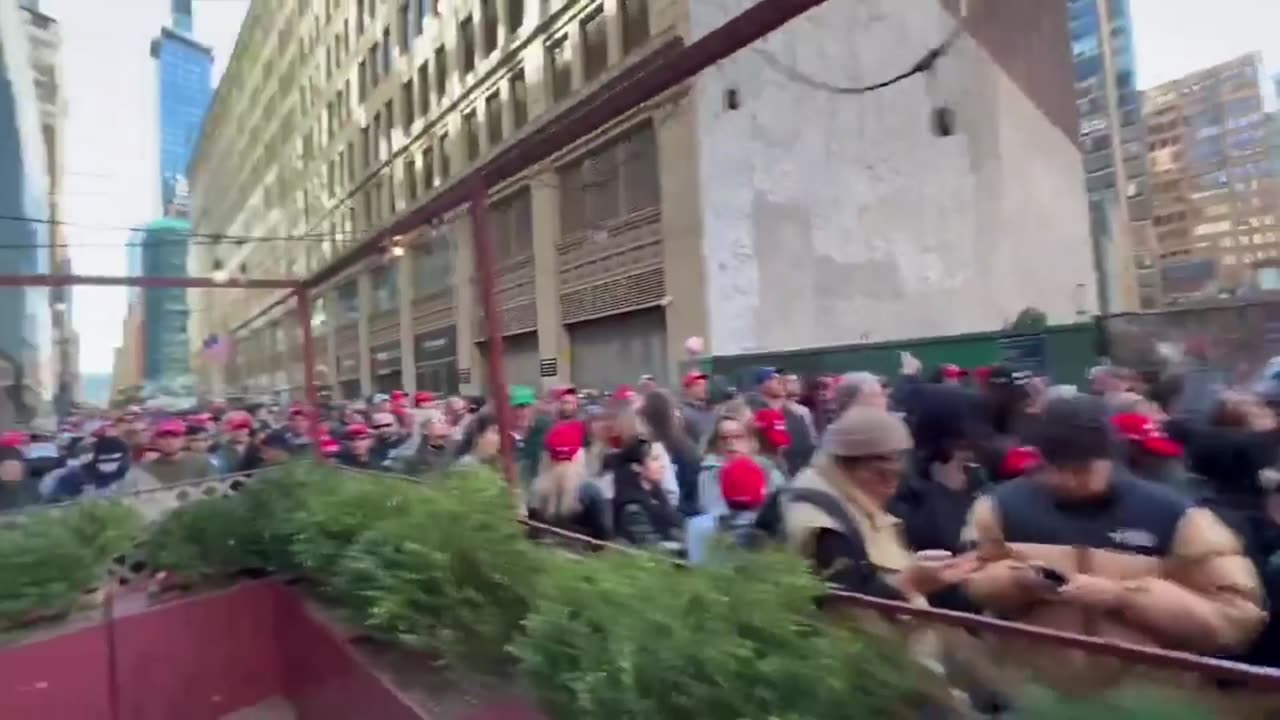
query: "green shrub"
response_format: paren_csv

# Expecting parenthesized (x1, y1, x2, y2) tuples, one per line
(61, 499, 146, 568)
(288, 467, 419, 582)
(0, 512, 98, 627)
(228, 461, 320, 573)
(144, 493, 262, 581)
(329, 469, 542, 672)
(515, 546, 931, 720)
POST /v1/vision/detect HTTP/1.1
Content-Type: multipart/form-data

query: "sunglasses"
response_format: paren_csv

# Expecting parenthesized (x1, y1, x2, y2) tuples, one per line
(372, 423, 396, 431)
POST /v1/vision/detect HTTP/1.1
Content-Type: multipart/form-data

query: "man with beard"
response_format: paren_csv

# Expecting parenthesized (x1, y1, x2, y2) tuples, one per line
(46, 436, 158, 502)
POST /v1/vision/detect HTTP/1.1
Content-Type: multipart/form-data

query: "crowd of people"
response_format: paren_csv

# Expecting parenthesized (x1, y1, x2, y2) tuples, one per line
(4, 349, 1280, 679)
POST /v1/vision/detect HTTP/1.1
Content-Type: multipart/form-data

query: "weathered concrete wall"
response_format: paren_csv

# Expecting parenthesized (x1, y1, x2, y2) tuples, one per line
(690, 0, 1095, 356)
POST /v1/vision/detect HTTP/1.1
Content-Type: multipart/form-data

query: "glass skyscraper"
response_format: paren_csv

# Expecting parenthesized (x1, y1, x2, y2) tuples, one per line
(141, 7, 211, 385)
(1068, 0, 1153, 310)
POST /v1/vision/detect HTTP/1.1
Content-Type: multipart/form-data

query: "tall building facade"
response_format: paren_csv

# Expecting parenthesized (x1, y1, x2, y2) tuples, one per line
(1143, 53, 1280, 304)
(20, 2, 75, 416)
(188, 0, 1093, 399)
(0, 0, 53, 427)
(138, 8, 212, 386)
(1067, 0, 1151, 311)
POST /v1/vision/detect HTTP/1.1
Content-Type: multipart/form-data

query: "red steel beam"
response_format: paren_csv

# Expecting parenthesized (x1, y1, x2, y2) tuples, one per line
(0, 274, 300, 290)
(468, 183, 519, 489)
(233, 0, 833, 334)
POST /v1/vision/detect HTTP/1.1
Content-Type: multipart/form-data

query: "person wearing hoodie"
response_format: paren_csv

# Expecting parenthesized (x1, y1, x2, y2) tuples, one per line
(143, 420, 219, 485)
(46, 437, 158, 502)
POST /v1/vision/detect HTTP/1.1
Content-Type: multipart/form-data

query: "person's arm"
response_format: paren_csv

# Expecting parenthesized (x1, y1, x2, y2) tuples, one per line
(1106, 507, 1266, 654)
(960, 496, 1045, 616)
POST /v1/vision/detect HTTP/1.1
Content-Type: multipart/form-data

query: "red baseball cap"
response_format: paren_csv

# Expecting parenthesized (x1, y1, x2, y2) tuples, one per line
(998, 446, 1044, 479)
(613, 384, 636, 402)
(344, 424, 372, 440)
(223, 411, 254, 431)
(1111, 412, 1182, 458)
(554, 385, 578, 399)
(153, 419, 186, 438)
(720, 456, 768, 511)
(939, 364, 967, 380)
(0, 431, 28, 448)
(318, 434, 341, 457)
(544, 420, 585, 462)
(414, 391, 434, 406)
(390, 390, 408, 402)
(753, 408, 790, 450)
(682, 371, 708, 388)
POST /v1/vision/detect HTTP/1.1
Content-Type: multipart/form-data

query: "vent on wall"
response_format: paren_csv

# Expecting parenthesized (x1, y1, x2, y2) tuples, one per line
(561, 267, 665, 325)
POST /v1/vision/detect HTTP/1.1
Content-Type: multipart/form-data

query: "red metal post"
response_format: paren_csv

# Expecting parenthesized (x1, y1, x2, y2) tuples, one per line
(295, 289, 324, 457)
(468, 182, 518, 490)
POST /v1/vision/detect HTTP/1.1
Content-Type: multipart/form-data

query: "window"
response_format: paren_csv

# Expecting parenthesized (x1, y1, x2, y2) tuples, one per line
(347, 141, 356, 183)
(463, 109, 480, 160)
(480, 0, 499, 57)
(405, 156, 418, 199)
(400, 2, 412, 52)
(491, 188, 533, 263)
(356, 0, 365, 34)
(511, 66, 528, 129)
(370, 112, 381, 163)
(423, 145, 435, 188)
(413, 240, 453, 295)
(582, 6, 608, 83)
(418, 0, 432, 29)
(486, 90, 503, 147)
(383, 100, 394, 156)
(434, 46, 448, 99)
(439, 132, 451, 178)
(548, 38, 571, 102)
(417, 61, 431, 115)
(367, 45, 379, 89)
(559, 123, 659, 235)
(372, 264, 399, 312)
(460, 16, 477, 74)
(338, 280, 359, 322)
(382, 29, 392, 73)
(357, 58, 367, 101)
(402, 79, 415, 131)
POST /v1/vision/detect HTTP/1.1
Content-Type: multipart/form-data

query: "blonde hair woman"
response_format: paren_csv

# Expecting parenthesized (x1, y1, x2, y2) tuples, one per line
(528, 421, 611, 540)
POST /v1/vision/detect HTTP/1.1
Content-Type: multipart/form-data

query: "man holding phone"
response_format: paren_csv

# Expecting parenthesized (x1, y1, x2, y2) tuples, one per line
(961, 395, 1265, 661)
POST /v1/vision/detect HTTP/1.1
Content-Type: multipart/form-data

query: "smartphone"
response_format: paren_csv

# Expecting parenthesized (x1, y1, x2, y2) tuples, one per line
(1034, 565, 1068, 588)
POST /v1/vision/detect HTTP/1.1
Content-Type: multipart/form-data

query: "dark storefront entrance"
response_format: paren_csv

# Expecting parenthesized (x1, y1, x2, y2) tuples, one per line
(371, 341, 402, 394)
(415, 326, 457, 395)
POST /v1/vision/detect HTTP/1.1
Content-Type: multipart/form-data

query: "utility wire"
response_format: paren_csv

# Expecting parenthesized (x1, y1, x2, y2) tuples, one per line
(753, 21, 964, 95)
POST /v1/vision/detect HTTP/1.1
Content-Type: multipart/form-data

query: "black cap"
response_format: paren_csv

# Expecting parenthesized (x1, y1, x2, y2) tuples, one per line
(260, 429, 292, 451)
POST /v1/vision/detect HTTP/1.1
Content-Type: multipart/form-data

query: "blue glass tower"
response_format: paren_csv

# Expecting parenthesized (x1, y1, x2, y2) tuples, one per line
(142, 7, 211, 385)
(1067, 0, 1153, 309)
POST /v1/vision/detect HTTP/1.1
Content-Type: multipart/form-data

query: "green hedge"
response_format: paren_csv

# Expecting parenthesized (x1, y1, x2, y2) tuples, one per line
(2, 463, 1222, 718)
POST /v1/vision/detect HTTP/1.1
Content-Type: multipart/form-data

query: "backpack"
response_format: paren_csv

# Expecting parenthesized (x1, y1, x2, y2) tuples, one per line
(753, 486, 862, 543)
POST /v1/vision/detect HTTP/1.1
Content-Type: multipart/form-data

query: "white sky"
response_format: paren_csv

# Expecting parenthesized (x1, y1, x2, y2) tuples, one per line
(44, 0, 248, 375)
(50, 0, 1280, 375)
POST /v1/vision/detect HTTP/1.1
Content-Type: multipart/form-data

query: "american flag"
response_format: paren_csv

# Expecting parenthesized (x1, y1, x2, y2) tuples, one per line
(201, 334, 232, 365)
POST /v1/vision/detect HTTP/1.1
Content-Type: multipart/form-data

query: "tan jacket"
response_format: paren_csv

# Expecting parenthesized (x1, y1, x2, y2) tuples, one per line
(963, 485, 1266, 656)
